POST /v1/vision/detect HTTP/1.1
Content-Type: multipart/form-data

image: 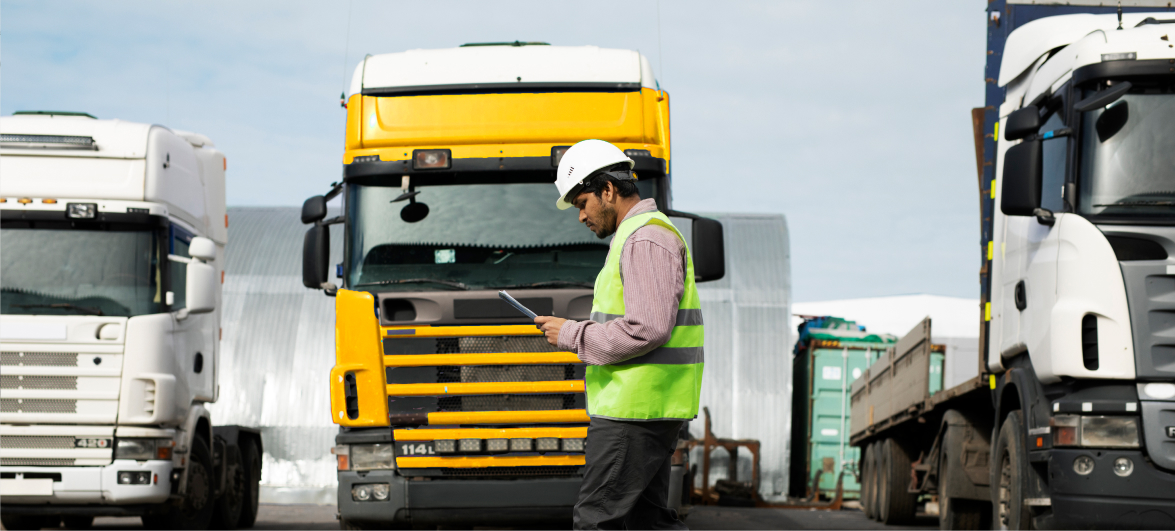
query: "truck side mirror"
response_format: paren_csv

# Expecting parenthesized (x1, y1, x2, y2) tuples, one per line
(189, 236, 216, 262)
(692, 218, 726, 282)
(1004, 106, 1041, 141)
(302, 195, 327, 224)
(185, 260, 217, 314)
(303, 224, 331, 290)
(1000, 139, 1042, 216)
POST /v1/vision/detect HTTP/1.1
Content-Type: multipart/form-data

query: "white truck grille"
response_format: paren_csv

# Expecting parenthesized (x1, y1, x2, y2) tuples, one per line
(1, 399, 78, 414)
(1, 375, 78, 390)
(1, 458, 76, 466)
(0, 435, 77, 449)
(1, 351, 80, 366)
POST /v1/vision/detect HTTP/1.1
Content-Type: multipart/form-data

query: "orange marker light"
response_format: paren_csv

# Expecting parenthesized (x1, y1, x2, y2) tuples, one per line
(221, 271, 225, 284)
(0, 198, 6, 203)
(42, 199, 57, 204)
(1036, 437, 1043, 448)
(223, 158, 227, 171)
(225, 214, 229, 228)
(17, 198, 32, 204)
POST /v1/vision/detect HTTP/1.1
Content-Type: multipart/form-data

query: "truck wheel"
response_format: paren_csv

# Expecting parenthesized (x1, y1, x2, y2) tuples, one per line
(993, 411, 1033, 530)
(143, 436, 215, 530)
(878, 438, 916, 525)
(236, 440, 262, 528)
(861, 442, 875, 519)
(939, 447, 985, 529)
(867, 441, 882, 521)
(211, 445, 244, 529)
(62, 515, 94, 529)
(0, 514, 57, 530)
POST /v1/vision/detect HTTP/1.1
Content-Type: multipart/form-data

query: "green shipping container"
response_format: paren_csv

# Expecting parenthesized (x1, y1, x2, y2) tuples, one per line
(789, 317, 947, 500)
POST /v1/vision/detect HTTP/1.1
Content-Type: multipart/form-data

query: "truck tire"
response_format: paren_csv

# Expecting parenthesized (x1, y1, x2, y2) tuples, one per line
(210, 445, 244, 529)
(868, 441, 882, 521)
(939, 446, 985, 529)
(861, 442, 875, 519)
(878, 438, 916, 525)
(143, 436, 215, 530)
(236, 440, 262, 528)
(993, 411, 1033, 530)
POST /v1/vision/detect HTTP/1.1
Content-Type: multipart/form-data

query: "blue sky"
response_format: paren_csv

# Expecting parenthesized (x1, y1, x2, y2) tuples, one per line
(2, 1, 987, 302)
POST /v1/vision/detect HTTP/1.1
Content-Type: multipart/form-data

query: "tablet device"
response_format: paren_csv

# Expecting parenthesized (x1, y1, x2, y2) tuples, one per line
(498, 290, 538, 320)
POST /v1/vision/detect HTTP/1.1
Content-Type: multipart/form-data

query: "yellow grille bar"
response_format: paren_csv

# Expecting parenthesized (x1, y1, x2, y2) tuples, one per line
(426, 410, 589, 425)
(387, 380, 583, 397)
(397, 455, 585, 468)
(384, 352, 581, 367)
(383, 325, 544, 338)
(393, 427, 588, 441)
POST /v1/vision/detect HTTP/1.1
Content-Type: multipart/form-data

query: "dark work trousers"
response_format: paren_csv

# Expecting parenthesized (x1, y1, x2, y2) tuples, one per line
(573, 417, 688, 530)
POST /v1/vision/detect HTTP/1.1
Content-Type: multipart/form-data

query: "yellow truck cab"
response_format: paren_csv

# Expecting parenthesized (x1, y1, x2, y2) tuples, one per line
(300, 42, 725, 528)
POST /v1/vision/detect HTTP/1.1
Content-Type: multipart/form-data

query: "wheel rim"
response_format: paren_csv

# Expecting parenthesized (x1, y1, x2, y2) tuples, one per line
(184, 460, 210, 518)
(998, 450, 1012, 529)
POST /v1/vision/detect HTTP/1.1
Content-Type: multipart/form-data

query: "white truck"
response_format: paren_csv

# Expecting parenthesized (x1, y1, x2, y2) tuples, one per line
(0, 112, 261, 530)
(851, 5, 1175, 530)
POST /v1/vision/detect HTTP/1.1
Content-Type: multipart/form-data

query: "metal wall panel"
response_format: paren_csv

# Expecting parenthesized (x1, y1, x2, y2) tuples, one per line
(207, 207, 343, 504)
(689, 214, 792, 500)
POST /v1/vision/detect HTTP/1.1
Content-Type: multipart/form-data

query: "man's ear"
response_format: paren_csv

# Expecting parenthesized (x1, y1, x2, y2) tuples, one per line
(600, 181, 615, 203)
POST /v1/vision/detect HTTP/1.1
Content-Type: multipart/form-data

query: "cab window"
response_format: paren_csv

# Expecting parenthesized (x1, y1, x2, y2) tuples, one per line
(169, 224, 193, 308)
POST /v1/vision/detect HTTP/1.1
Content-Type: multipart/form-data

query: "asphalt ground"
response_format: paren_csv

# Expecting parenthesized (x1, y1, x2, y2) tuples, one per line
(78, 504, 939, 530)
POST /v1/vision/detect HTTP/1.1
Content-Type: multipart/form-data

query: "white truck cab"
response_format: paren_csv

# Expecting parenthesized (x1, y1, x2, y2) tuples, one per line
(988, 12, 1175, 527)
(0, 112, 260, 530)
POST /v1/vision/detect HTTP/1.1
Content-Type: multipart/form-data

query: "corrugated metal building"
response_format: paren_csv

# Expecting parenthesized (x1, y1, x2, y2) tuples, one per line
(685, 214, 792, 500)
(211, 207, 791, 504)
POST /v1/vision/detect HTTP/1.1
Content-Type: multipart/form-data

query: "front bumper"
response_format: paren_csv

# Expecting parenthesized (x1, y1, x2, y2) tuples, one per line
(338, 470, 582, 526)
(1, 459, 173, 506)
(1048, 449, 1175, 529)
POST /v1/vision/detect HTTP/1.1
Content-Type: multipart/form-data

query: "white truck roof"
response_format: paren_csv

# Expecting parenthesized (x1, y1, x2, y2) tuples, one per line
(350, 44, 659, 96)
(0, 114, 227, 243)
(998, 12, 1174, 87)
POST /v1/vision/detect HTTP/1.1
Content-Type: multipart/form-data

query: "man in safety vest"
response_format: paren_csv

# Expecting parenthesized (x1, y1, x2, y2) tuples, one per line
(535, 139, 703, 530)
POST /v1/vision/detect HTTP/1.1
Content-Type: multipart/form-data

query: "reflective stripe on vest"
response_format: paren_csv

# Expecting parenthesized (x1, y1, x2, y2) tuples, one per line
(584, 210, 704, 421)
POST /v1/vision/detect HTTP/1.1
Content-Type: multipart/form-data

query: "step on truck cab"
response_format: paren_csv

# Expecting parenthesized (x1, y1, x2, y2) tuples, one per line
(302, 43, 725, 528)
(0, 113, 262, 530)
(850, 3, 1175, 530)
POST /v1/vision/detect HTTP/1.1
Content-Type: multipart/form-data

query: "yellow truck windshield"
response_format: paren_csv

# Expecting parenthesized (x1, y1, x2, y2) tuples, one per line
(346, 179, 657, 290)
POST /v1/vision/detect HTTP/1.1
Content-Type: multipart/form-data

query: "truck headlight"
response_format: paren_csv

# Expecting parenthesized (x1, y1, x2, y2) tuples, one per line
(349, 443, 395, 470)
(351, 483, 390, 502)
(1051, 415, 1140, 448)
(1080, 416, 1139, 448)
(115, 438, 160, 460)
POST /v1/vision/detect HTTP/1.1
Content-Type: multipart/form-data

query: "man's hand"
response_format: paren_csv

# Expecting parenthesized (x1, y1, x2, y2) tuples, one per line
(534, 316, 568, 347)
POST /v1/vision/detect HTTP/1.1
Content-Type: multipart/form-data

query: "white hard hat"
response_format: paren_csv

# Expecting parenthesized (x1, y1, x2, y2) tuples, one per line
(554, 139, 634, 210)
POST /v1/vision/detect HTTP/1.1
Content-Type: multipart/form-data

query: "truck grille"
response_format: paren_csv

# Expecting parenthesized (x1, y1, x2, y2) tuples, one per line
(439, 364, 575, 383)
(454, 336, 559, 354)
(0, 458, 75, 467)
(0, 351, 79, 366)
(0, 398, 78, 414)
(0, 435, 76, 449)
(1, 375, 78, 390)
(437, 393, 580, 412)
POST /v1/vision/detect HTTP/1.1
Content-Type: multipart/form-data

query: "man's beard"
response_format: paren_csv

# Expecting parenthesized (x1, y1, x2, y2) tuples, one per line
(592, 203, 618, 239)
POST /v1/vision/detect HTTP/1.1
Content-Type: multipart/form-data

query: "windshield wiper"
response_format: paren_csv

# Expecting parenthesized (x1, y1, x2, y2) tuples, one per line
(493, 280, 594, 289)
(354, 278, 470, 290)
(12, 303, 104, 316)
